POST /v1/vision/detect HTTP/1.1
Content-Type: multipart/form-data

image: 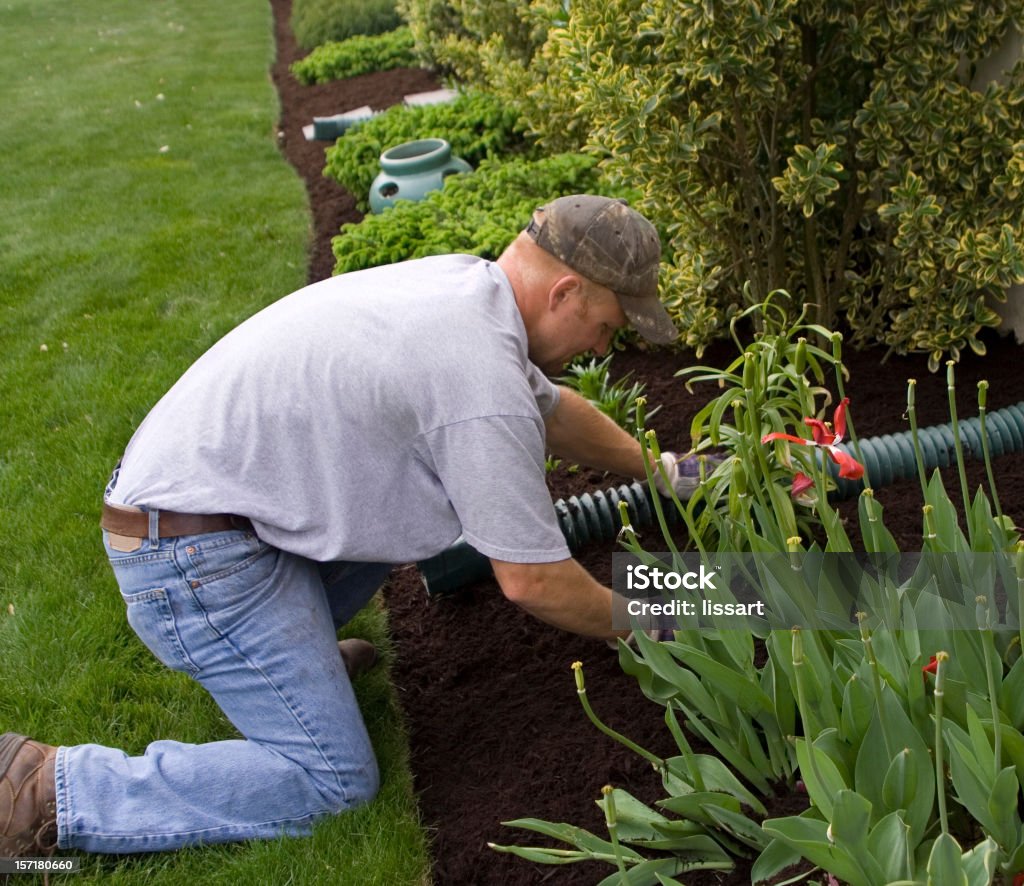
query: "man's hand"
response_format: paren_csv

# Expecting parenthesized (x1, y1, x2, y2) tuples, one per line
(651, 451, 720, 500)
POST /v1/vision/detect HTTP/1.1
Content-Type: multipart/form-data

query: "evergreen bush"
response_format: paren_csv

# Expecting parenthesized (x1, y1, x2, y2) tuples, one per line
(323, 91, 532, 212)
(331, 153, 615, 273)
(402, 0, 1024, 366)
(291, 0, 402, 50)
(526, 1, 1024, 365)
(290, 28, 417, 84)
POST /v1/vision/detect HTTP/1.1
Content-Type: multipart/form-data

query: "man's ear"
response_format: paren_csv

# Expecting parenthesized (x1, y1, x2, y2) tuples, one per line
(548, 274, 583, 310)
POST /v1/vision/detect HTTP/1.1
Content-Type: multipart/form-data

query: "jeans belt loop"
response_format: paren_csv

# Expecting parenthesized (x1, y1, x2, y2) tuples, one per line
(148, 509, 160, 546)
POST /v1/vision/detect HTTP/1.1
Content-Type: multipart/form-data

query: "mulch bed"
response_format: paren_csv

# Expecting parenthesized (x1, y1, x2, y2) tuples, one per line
(268, 3, 1024, 882)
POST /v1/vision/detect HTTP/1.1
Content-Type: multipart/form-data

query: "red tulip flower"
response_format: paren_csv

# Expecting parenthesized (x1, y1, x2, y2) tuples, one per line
(922, 655, 938, 682)
(761, 398, 865, 497)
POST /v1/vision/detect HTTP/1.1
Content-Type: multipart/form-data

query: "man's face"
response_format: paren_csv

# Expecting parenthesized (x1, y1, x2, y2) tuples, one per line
(531, 278, 627, 375)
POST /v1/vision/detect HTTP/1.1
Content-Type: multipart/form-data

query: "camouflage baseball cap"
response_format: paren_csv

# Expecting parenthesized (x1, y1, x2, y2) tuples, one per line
(525, 194, 678, 344)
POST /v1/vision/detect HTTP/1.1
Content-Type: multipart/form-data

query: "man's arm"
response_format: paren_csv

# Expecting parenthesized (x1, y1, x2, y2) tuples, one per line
(490, 556, 631, 641)
(543, 386, 650, 478)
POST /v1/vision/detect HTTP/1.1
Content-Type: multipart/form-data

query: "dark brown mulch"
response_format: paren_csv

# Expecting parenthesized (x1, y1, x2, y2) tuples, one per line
(267, 3, 1024, 883)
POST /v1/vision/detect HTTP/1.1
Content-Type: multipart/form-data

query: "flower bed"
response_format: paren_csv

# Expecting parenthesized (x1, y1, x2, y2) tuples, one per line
(383, 337, 1024, 886)
(270, 3, 1024, 881)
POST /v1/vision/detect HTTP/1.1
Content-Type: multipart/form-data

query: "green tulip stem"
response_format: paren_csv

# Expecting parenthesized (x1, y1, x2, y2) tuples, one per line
(933, 651, 950, 835)
(794, 338, 813, 419)
(922, 505, 937, 550)
(1017, 542, 1024, 663)
(640, 428, 705, 559)
(860, 489, 882, 553)
(745, 413, 776, 521)
(946, 362, 971, 534)
(906, 380, 930, 499)
(976, 381, 1004, 524)
(572, 662, 664, 771)
(976, 596, 1002, 774)
(601, 785, 628, 877)
(665, 703, 706, 791)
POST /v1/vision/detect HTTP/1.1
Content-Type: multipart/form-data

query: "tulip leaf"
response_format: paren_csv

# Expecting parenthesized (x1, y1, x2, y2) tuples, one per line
(593, 853, 730, 885)
(711, 617, 758, 674)
(1000, 655, 1024, 731)
(665, 708, 772, 796)
(763, 637, 797, 734)
(660, 641, 773, 717)
(868, 628, 910, 694)
(736, 714, 774, 777)
(656, 791, 741, 828)
(993, 723, 1024, 791)
(881, 748, 917, 814)
(704, 802, 773, 850)
(986, 766, 1022, 850)
(964, 704, 997, 779)
(961, 836, 1001, 885)
(617, 644, 682, 705)
(926, 832, 968, 886)
(667, 754, 767, 815)
(923, 472, 970, 552)
(951, 628, 990, 694)
(831, 790, 888, 884)
(795, 736, 849, 821)
(818, 496, 853, 552)
(947, 733, 1002, 839)
(749, 837, 802, 885)
(858, 493, 899, 553)
(761, 814, 873, 886)
(867, 811, 914, 882)
(841, 669, 875, 746)
(499, 817, 644, 860)
(599, 788, 697, 839)
(854, 685, 934, 843)
(486, 843, 593, 864)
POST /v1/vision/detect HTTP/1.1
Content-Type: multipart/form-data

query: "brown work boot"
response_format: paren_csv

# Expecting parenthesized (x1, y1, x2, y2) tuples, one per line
(337, 639, 378, 680)
(0, 733, 58, 858)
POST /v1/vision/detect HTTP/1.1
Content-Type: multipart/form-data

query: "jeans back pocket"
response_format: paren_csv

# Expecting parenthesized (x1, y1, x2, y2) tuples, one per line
(121, 587, 200, 677)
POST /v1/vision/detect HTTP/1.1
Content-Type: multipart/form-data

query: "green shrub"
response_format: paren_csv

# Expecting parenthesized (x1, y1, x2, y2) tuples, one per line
(396, 0, 549, 81)
(331, 152, 614, 273)
(291, 0, 402, 50)
(395, 0, 473, 73)
(323, 91, 532, 212)
(515, 1, 1024, 366)
(290, 28, 417, 84)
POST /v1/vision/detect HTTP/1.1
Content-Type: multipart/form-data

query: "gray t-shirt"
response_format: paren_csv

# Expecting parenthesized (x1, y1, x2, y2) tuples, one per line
(110, 254, 571, 564)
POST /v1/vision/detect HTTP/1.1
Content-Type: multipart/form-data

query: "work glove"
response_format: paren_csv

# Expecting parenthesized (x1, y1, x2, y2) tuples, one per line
(651, 451, 721, 500)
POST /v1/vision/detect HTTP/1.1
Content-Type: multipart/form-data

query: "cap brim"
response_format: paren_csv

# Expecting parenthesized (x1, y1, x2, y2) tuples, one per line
(619, 295, 678, 345)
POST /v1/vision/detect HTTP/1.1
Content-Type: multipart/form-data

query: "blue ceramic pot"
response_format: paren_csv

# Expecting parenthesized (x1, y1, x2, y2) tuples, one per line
(368, 138, 472, 213)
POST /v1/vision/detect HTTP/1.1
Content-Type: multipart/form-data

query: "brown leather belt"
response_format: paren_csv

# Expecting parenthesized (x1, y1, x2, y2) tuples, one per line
(101, 501, 252, 539)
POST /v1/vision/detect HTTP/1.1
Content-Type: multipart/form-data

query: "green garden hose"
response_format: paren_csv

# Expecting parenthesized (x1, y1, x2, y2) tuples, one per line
(417, 401, 1024, 595)
(418, 482, 660, 596)
(830, 400, 1024, 498)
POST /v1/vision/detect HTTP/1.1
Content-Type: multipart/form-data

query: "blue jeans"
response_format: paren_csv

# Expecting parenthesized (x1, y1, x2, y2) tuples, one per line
(54, 521, 391, 853)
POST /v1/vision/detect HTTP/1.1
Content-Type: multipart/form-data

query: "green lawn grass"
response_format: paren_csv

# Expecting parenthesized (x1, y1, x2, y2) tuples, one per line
(0, 1, 430, 882)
